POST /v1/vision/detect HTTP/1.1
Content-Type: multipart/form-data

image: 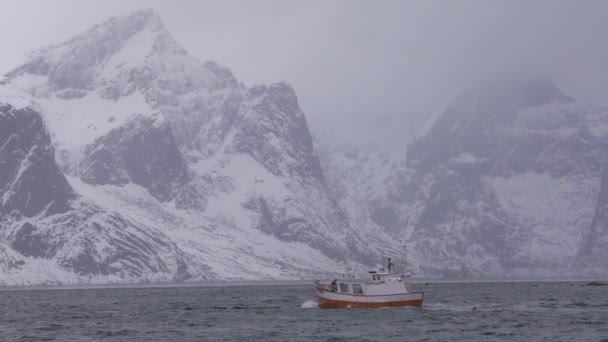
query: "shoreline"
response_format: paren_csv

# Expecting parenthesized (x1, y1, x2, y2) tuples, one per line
(1, 277, 607, 291)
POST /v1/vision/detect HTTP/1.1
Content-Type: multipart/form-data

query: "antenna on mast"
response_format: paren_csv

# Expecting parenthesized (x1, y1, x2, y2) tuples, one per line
(399, 215, 415, 279)
(341, 214, 353, 278)
(399, 238, 411, 278)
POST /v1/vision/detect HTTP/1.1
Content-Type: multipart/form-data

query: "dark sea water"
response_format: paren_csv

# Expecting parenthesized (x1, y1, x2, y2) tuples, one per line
(0, 281, 607, 341)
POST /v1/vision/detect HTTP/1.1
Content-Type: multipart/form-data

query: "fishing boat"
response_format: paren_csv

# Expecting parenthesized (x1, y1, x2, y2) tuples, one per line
(315, 258, 424, 309)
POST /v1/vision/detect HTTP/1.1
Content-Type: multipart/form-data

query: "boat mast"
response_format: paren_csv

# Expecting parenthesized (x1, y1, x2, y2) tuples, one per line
(399, 211, 416, 280)
(399, 239, 411, 278)
(342, 217, 355, 278)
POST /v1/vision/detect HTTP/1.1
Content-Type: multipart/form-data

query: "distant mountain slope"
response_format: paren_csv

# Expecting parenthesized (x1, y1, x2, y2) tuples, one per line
(373, 77, 608, 277)
(317, 77, 608, 278)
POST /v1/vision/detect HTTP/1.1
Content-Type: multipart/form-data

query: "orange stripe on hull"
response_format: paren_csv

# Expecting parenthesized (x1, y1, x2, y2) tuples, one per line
(317, 296, 423, 309)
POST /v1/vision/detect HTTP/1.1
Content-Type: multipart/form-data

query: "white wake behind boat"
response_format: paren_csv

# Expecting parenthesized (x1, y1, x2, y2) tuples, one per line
(315, 258, 423, 309)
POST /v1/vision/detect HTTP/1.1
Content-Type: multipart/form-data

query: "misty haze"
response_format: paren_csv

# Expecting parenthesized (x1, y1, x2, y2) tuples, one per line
(0, 1, 607, 341)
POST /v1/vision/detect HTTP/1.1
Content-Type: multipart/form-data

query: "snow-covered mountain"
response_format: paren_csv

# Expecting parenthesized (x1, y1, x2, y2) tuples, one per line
(316, 142, 403, 258)
(2, 9, 606, 284)
(320, 76, 608, 278)
(0, 9, 395, 285)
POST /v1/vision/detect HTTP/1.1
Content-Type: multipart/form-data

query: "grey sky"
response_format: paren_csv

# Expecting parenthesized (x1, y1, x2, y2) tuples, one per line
(1, 0, 607, 147)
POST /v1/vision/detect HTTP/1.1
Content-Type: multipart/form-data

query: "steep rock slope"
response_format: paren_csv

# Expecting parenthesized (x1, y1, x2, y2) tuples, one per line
(79, 114, 189, 202)
(0, 102, 73, 217)
(316, 141, 405, 265)
(578, 156, 608, 272)
(0, 92, 191, 284)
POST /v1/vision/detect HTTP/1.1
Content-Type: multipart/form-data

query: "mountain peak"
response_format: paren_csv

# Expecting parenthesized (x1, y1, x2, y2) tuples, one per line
(445, 74, 574, 121)
(40, 7, 172, 60)
(6, 8, 188, 94)
(482, 75, 572, 106)
(102, 8, 166, 38)
(124, 8, 164, 30)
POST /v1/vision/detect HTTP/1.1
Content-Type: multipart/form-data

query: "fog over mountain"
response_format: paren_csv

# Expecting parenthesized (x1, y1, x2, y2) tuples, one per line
(2, 0, 608, 148)
(1, 2, 607, 284)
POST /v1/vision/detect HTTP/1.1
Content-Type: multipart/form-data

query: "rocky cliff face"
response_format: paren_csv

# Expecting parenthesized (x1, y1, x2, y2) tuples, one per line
(0, 102, 73, 217)
(231, 83, 323, 182)
(0, 96, 191, 284)
(0, 9, 390, 284)
(80, 114, 189, 202)
(578, 153, 608, 273)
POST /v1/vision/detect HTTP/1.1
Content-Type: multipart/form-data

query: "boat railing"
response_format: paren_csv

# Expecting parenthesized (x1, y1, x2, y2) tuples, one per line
(314, 281, 332, 293)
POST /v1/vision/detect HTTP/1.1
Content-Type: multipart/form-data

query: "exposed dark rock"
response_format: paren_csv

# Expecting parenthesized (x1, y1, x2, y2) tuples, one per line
(10, 222, 53, 258)
(80, 115, 189, 202)
(231, 83, 325, 183)
(577, 154, 608, 267)
(0, 104, 73, 217)
(0, 243, 26, 273)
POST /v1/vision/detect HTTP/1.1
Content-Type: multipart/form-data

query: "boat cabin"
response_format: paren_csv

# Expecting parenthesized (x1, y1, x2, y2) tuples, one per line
(324, 258, 410, 296)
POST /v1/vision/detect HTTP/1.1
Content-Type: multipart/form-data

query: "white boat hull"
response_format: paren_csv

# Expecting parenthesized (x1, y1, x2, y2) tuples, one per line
(316, 288, 424, 309)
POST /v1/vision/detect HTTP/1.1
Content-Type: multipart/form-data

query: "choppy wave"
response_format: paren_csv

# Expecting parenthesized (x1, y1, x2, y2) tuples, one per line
(301, 300, 319, 309)
(423, 302, 478, 312)
(1, 281, 606, 341)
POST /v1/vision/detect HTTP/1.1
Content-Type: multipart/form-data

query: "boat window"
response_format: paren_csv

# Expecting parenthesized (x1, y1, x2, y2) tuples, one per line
(339, 283, 349, 293)
(352, 283, 363, 294)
